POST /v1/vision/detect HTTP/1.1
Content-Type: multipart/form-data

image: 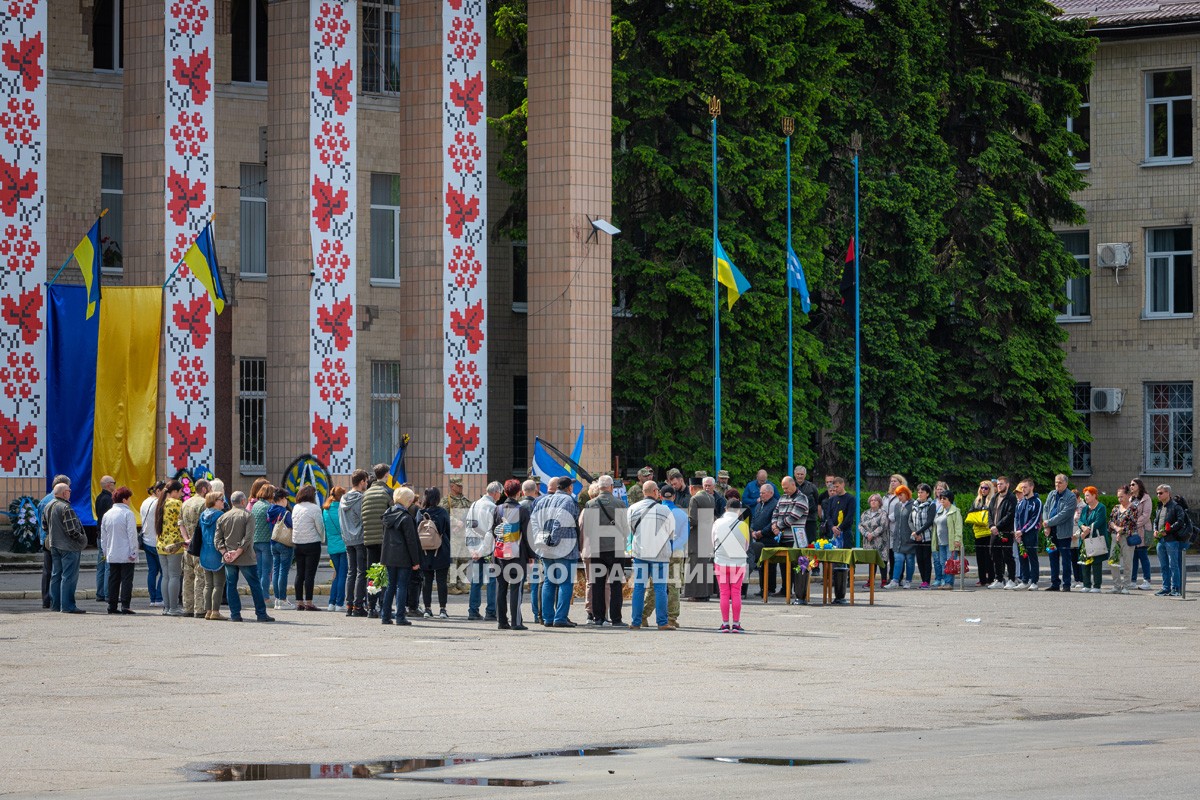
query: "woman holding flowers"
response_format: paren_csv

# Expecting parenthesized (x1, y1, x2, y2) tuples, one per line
(1077, 487, 1108, 593)
(1107, 485, 1136, 594)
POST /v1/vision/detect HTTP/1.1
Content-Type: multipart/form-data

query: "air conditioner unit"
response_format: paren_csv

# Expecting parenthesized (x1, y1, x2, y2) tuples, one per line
(1090, 387, 1124, 414)
(1097, 243, 1131, 268)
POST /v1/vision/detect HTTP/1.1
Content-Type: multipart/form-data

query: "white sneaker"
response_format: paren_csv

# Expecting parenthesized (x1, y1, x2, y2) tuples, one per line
(902, 581, 912, 589)
(1015, 582, 1028, 590)
(883, 581, 900, 589)
(1028, 583, 1040, 591)
(278, 599, 296, 610)
(1118, 588, 1130, 595)
(326, 603, 336, 612)
(989, 580, 1003, 589)
(1004, 580, 1017, 589)
(149, 601, 163, 608)
(1138, 581, 1151, 590)
(335, 605, 347, 612)
(272, 599, 280, 610)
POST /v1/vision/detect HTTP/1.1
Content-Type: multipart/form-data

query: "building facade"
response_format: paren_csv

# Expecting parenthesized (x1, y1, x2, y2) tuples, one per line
(1058, 2, 1198, 495)
(0, 0, 613, 506)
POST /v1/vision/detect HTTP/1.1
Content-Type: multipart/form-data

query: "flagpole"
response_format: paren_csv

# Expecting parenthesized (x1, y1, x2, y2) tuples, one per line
(783, 117, 794, 477)
(851, 131, 862, 547)
(711, 96, 722, 474)
(47, 208, 109, 286)
(162, 216, 215, 290)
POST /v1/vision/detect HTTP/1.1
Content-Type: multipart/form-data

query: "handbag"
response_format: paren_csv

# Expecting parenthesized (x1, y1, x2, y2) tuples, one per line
(1127, 533, 1143, 547)
(944, 557, 970, 576)
(270, 518, 294, 547)
(186, 520, 203, 556)
(1083, 533, 1107, 559)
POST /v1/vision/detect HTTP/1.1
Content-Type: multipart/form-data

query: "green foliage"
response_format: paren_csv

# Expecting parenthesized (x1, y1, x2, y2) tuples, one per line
(487, 0, 1096, 488)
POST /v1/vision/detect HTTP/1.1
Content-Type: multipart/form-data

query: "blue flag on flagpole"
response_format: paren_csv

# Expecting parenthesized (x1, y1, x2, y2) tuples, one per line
(786, 245, 811, 313)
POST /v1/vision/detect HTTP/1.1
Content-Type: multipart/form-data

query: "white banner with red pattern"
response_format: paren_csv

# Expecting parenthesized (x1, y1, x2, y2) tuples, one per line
(163, 0, 215, 473)
(443, 0, 487, 473)
(310, 0, 356, 474)
(0, 0, 46, 478)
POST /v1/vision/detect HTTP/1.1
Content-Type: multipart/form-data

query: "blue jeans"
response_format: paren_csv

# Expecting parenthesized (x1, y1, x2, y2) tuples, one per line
(382, 567, 413, 622)
(1049, 537, 1073, 589)
(468, 558, 496, 617)
(934, 544, 949, 584)
(142, 543, 162, 602)
(630, 560, 668, 627)
(328, 552, 348, 606)
(1159, 540, 1185, 592)
(1020, 531, 1040, 585)
(253, 542, 273, 599)
(270, 542, 294, 601)
(225, 564, 269, 619)
(49, 548, 82, 612)
(95, 548, 108, 600)
(540, 557, 576, 624)
(1131, 546, 1152, 583)
(530, 557, 543, 619)
(891, 552, 915, 583)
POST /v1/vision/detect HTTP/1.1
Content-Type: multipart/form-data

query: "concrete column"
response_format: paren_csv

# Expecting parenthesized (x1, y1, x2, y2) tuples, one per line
(526, 0, 613, 477)
(264, 0, 310, 476)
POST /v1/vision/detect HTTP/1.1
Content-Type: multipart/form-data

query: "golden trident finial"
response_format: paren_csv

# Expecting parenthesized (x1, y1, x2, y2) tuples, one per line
(782, 117, 795, 137)
(709, 96, 721, 118)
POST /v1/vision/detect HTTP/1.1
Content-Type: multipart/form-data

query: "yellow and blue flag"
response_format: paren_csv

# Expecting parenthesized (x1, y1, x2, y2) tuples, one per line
(183, 223, 227, 314)
(72, 220, 102, 319)
(715, 238, 751, 310)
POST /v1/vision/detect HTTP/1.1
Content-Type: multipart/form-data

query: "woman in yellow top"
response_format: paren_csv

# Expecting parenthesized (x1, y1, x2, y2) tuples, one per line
(964, 480, 995, 587)
(154, 480, 186, 616)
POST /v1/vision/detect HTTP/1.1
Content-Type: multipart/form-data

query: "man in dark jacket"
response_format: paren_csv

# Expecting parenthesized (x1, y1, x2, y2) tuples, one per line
(1154, 484, 1191, 597)
(583, 475, 627, 626)
(93, 475, 115, 603)
(746, 483, 779, 596)
(360, 464, 393, 617)
(684, 477, 715, 600)
(821, 477, 856, 604)
(989, 476, 1018, 589)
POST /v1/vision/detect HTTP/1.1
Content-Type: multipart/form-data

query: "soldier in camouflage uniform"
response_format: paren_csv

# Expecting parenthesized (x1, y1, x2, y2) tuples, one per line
(441, 476, 472, 594)
(625, 466, 653, 506)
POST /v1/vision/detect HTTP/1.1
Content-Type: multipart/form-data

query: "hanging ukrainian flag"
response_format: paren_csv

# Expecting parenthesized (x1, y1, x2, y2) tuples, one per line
(182, 222, 227, 314)
(715, 238, 751, 310)
(72, 220, 102, 319)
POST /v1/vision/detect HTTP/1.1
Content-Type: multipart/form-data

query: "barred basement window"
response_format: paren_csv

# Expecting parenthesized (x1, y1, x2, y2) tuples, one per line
(371, 362, 402, 465)
(1145, 382, 1194, 474)
(239, 358, 266, 475)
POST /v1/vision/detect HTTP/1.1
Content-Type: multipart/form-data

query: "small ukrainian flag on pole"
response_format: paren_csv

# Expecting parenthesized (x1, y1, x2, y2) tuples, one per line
(714, 238, 750, 310)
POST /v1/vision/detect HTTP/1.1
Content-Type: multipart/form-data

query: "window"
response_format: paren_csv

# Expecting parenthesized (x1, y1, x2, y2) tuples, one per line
(231, 0, 268, 84)
(100, 155, 123, 275)
(1145, 382, 1194, 474)
(1146, 228, 1193, 317)
(1067, 91, 1090, 167)
(238, 358, 266, 475)
(370, 362, 402, 465)
(1070, 383, 1092, 476)
(512, 241, 527, 311)
(93, 0, 124, 71)
(1146, 70, 1192, 162)
(1057, 231, 1089, 320)
(362, 0, 401, 94)
(512, 375, 528, 475)
(239, 164, 267, 277)
(370, 173, 401, 284)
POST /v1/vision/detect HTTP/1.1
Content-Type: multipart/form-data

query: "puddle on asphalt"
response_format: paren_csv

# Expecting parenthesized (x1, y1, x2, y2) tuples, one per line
(696, 756, 856, 767)
(396, 777, 560, 787)
(1100, 740, 1159, 747)
(187, 746, 632, 782)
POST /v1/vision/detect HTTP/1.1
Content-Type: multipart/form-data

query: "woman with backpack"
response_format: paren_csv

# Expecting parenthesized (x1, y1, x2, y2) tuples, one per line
(417, 487, 452, 619)
(323, 487, 348, 612)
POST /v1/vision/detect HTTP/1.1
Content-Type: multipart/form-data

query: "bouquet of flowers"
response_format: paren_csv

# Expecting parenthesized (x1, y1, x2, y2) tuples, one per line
(813, 538, 835, 550)
(7, 497, 39, 554)
(794, 555, 812, 575)
(1107, 539, 1122, 567)
(365, 563, 388, 595)
(1018, 541, 1028, 560)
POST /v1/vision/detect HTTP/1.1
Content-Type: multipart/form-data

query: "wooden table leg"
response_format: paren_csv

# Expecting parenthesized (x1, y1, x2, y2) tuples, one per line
(869, 563, 876, 605)
(824, 564, 832, 605)
(850, 562, 856, 605)
(784, 554, 792, 604)
(762, 555, 769, 604)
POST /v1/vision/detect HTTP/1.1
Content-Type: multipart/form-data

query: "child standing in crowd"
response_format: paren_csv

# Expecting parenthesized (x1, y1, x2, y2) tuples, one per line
(323, 487, 348, 612)
(712, 499, 750, 632)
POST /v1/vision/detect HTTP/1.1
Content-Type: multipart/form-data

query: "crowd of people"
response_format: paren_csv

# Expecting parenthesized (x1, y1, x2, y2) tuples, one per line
(34, 463, 1194, 626)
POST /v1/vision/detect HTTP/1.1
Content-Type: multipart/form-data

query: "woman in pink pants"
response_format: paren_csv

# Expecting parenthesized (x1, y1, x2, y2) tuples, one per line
(712, 499, 751, 633)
